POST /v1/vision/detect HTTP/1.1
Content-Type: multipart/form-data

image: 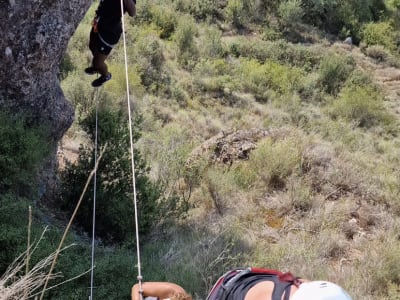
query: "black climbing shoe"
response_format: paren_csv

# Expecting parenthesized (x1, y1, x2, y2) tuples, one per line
(91, 73, 112, 87)
(84, 66, 98, 75)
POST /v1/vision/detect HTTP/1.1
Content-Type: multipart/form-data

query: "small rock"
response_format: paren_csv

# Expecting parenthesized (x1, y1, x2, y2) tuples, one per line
(343, 37, 352, 45)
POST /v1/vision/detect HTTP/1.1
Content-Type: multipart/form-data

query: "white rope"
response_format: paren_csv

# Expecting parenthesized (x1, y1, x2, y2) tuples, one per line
(89, 87, 100, 300)
(119, 0, 144, 294)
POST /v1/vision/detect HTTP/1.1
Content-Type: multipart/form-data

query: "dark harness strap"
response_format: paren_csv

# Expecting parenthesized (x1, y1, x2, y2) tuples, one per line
(210, 269, 294, 300)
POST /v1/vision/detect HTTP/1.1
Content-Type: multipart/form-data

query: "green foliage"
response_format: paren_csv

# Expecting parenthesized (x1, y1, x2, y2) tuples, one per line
(363, 45, 400, 67)
(79, 248, 135, 299)
(362, 22, 398, 53)
(193, 59, 238, 98)
(60, 109, 160, 244)
(150, 5, 178, 39)
(237, 58, 304, 100)
(238, 136, 304, 191)
(228, 38, 323, 71)
(199, 26, 225, 58)
(368, 236, 400, 297)
(225, 0, 246, 28)
(61, 73, 97, 118)
(301, 0, 386, 39)
(278, 0, 304, 27)
(174, 15, 199, 68)
(58, 53, 75, 80)
(175, 0, 223, 22)
(225, 0, 275, 25)
(317, 53, 355, 95)
(134, 31, 167, 92)
(0, 191, 139, 299)
(0, 111, 49, 195)
(0, 195, 31, 273)
(328, 84, 395, 128)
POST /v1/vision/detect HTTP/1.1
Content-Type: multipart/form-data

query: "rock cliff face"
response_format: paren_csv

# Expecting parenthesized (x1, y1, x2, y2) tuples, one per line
(0, 0, 91, 200)
(0, 0, 91, 140)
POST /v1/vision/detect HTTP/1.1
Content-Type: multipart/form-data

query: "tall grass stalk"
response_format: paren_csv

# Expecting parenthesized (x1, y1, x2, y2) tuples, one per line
(23, 206, 32, 300)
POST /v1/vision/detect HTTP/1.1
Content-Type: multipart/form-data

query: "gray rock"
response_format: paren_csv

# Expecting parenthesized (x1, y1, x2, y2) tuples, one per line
(0, 0, 91, 201)
(343, 36, 353, 45)
(0, 0, 91, 140)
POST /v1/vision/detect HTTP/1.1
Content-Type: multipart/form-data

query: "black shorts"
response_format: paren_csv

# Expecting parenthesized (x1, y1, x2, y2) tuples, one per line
(90, 28, 121, 55)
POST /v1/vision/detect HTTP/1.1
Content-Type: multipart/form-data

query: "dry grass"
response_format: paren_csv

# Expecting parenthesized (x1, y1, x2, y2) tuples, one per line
(0, 228, 61, 300)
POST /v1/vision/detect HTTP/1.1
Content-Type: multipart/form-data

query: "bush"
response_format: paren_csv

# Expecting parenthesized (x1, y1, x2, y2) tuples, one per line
(246, 136, 304, 191)
(237, 58, 304, 100)
(0, 111, 49, 195)
(301, 0, 386, 40)
(225, 0, 246, 28)
(174, 15, 199, 68)
(362, 22, 398, 53)
(188, 0, 223, 21)
(278, 0, 304, 28)
(60, 109, 161, 244)
(150, 5, 177, 39)
(134, 32, 167, 92)
(199, 26, 225, 58)
(318, 53, 355, 95)
(228, 38, 323, 71)
(0, 195, 31, 273)
(328, 85, 395, 128)
(58, 53, 75, 80)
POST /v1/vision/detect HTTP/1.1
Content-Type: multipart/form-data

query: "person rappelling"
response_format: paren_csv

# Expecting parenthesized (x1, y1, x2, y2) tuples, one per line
(85, 0, 136, 87)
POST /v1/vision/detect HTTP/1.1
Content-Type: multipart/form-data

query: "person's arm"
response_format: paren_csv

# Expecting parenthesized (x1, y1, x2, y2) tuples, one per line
(131, 282, 190, 300)
(124, 0, 136, 17)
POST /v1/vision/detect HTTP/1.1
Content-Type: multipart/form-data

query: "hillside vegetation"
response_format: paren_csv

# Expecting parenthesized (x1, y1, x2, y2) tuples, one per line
(2, 0, 400, 299)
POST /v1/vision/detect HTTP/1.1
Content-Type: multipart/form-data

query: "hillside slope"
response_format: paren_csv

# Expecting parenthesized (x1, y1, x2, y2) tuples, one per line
(38, 1, 400, 299)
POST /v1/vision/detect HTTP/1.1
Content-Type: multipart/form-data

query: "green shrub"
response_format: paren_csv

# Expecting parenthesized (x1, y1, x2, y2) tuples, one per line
(367, 236, 400, 297)
(58, 53, 75, 80)
(318, 53, 355, 95)
(278, 0, 304, 27)
(150, 5, 177, 39)
(225, 0, 246, 28)
(237, 58, 304, 100)
(192, 59, 239, 97)
(228, 38, 272, 61)
(386, 0, 400, 28)
(247, 136, 304, 190)
(60, 109, 160, 244)
(0, 111, 49, 195)
(342, 45, 396, 71)
(328, 85, 395, 128)
(174, 15, 199, 68)
(61, 73, 98, 118)
(301, 0, 386, 40)
(362, 22, 397, 53)
(344, 69, 374, 88)
(188, 0, 223, 21)
(0, 195, 31, 273)
(134, 32, 167, 92)
(228, 38, 323, 71)
(199, 26, 225, 58)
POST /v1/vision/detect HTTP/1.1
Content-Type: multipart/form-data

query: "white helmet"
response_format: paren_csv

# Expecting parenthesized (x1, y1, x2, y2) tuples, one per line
(290, 281, 352, 300)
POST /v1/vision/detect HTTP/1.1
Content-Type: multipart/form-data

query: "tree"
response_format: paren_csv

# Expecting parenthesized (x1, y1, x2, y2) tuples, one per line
(60, 108, 160, 244)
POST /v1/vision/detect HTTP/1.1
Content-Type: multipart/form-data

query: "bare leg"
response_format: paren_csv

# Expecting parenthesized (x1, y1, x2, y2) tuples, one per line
(92, 52, 109, 77)
(88, 30, 110, 77)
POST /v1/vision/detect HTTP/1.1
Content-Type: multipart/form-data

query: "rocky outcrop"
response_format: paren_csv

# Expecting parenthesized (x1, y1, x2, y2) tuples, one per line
(0, 0, 91, 201)
(0, 0, 91, 140)
(186, 128, 289, 166)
